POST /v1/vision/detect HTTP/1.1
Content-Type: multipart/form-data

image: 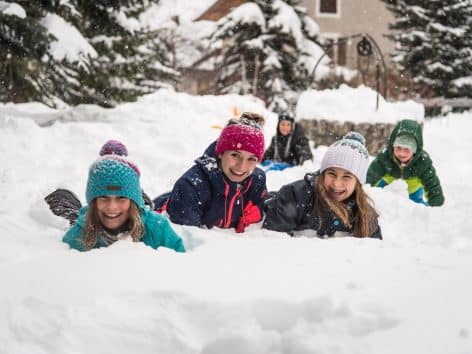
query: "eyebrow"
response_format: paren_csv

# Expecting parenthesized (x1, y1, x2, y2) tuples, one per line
(233, 150, 257, 158)
(326, 168, 353, 176)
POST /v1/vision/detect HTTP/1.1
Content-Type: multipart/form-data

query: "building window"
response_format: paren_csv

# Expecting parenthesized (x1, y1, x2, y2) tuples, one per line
(317, 0, 340, 16)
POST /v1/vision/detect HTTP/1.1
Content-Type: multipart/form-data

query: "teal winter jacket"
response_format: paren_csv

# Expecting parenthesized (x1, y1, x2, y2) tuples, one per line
(63, 206, 185, 252)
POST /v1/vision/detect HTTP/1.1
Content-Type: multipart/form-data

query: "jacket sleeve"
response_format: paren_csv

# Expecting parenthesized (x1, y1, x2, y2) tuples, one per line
(167, 176, 204, 227)
(263, 183, 300, 233)
(143, 211, 185, 252)
(262, 137, 275, 162)
(367, 153, 387, 186)
(418, 153, 445, 206)
(294, 136, 313, 165)
(62, 206, 88, 251)
(369, 223, 383, 240)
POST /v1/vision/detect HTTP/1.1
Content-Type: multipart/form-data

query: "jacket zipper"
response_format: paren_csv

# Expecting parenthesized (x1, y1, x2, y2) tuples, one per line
(224, 184, 241, 228)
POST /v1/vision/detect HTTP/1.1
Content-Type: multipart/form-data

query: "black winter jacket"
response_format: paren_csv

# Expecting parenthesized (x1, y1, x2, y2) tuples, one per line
(154, 143, 267, 232)
(263, 123, 313, 166)
(263, 172, 382, 239)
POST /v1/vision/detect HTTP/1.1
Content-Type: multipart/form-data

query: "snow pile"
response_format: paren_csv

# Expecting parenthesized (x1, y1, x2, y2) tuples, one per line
(297, 84, 425, 124)
(1, 88, 471, 353)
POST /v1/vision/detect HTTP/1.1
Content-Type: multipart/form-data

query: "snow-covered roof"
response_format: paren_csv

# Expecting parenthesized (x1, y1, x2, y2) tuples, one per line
(195, 0, 247, 21)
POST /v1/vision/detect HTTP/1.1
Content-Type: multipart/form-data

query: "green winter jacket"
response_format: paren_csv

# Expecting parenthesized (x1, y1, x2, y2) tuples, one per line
(366, 119, 444, 206)
(63, 206, 186, 252)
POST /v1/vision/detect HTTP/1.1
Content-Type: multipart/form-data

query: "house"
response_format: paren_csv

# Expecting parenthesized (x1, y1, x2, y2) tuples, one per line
(185, 0, 396, 95)
(300, 0, 395, 69)
(196, 0, 395, 69)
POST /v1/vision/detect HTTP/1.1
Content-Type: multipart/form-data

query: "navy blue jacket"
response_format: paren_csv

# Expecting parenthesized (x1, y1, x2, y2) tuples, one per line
(263, 172, 382, 239)
(155, 150, 267, 232)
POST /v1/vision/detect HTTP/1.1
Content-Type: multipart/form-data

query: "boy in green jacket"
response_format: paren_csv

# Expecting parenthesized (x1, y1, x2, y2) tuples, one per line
(366, 119, 444, 206)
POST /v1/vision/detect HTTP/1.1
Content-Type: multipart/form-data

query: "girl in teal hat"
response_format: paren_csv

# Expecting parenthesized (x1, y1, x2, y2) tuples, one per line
(62, 155, 185, 252)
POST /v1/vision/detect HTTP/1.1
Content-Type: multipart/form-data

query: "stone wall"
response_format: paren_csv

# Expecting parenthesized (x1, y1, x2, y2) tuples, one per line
(298, 119, 396, 155)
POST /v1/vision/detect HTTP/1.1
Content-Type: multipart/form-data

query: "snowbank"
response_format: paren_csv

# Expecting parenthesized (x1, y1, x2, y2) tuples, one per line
(297, 84, 425, 124)
(1, 88, 471, 354)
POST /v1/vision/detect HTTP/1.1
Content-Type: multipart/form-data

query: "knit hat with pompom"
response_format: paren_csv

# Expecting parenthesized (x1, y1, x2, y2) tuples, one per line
(320, 131, 370, 183)
(99, 139, 128, 157)
(215, 123, 265, 161)
(86, 156, 144, 209)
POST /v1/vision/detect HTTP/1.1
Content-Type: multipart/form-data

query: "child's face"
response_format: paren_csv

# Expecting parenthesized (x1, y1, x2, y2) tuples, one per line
(96, 196, 131, 231)
(393, 146, 414, 164)
(219, 150, 259, 183)
(323, 167, 357, 202)
(278, 120, 292, 136)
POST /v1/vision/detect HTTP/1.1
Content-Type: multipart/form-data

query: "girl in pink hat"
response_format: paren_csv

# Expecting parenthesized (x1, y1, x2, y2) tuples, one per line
(154, 113, 268, 233)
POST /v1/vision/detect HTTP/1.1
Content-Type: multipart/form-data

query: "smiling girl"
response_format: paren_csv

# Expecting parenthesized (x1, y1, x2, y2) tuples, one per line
(62, 156, 185, 252)
(154, 113, 267, 233)
(263, 132, 382, 239)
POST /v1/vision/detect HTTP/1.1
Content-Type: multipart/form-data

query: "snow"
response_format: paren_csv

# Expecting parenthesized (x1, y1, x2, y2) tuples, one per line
(1, 87, 472, 353)
(303, 16, 320, 37)
(139, 0, 215, 26)
(212, 2, 266, 50)
(429, 21, 466, 37)
(453, 75, 472, 87)
(297, 84, 425, 124)
(299, 37, 330, 74)
(113, 10, 140, 34)
(41, 14, 97, 64)
(137, 0, 217, 70)
(427, 62, 454, 73)
(0, 1, 25, 18)
(269, 0, 303, 47)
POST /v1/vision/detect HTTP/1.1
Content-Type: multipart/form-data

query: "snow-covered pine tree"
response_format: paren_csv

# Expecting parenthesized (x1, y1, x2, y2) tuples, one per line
(382, 0, 472, 98)
(209, 0, 323, 112)
(69, 0, 178, 106)
(0, 2, 55, 104)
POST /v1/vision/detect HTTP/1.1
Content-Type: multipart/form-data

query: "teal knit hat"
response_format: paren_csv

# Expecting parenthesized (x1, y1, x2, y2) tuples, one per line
(86, 156, 144, 209)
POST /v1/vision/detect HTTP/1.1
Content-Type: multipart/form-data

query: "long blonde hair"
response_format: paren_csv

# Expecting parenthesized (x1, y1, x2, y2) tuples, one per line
(314, 173, 379, 238)
(82, 200, 144, 250)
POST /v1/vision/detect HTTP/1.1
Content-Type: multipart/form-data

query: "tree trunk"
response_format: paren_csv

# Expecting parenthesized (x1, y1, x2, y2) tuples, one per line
(252, 53, 260, 96)
(240, 55, 247, 94)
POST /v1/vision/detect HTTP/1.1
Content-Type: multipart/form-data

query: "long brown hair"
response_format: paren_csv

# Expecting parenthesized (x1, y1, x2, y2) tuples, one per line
(314, 173, 379, 238)
(82, 199, 144, 250)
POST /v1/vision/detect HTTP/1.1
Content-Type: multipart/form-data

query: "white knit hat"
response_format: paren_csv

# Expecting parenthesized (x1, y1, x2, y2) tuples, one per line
(320, 132, 370, 183)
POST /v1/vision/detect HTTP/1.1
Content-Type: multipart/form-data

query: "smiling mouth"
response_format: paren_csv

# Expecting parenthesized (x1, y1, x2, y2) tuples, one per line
(330, 189, 345, 198)
(103, 213, 122, 219)
(229, 169, 246, 177)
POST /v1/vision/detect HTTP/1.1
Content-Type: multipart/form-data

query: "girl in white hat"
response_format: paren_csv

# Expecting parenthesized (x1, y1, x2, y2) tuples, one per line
(264, 132, 381, 239)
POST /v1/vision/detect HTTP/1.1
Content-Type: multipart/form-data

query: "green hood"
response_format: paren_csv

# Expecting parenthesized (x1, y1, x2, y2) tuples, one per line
(387, 119, 424, 155)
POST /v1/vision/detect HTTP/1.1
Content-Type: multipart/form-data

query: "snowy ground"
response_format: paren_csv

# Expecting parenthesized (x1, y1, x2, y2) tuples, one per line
(1, 89, 471, 354)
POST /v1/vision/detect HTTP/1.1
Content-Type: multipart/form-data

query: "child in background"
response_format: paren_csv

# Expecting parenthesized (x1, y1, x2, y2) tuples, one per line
(367, 119, 444, 206)
(264, 132, 382, 239)
(63, 155, 185, 252)
(262, 113, 313, 170)
(154, 113, 267, 233)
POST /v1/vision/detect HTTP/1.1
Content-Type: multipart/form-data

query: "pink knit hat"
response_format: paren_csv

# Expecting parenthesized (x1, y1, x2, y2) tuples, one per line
(215, 123, 265, 161)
